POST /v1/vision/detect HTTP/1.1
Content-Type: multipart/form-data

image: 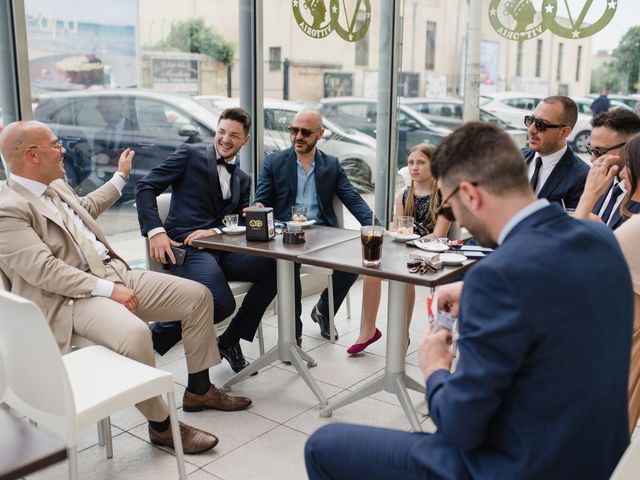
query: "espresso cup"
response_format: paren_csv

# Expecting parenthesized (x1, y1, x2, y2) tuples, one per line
(291, 205, 308, 222)
(223, 214, 239, 230)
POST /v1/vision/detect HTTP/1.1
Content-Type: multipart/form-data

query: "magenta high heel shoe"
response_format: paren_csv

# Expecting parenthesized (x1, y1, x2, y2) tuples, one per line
(347, 328, 382, 355)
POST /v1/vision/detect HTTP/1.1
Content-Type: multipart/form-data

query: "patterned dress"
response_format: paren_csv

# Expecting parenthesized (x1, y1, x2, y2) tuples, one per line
(402, 187, 440, 237)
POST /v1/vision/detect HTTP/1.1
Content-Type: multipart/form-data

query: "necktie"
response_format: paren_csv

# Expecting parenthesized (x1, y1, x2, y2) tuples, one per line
(529, 156, 543, 192)
(601, 184, 624, 224)
(217, 158, 237, 174)
(43, 188, 106, 277)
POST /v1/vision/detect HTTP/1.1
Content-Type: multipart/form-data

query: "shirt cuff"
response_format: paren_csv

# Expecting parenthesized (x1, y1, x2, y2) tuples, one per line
(92, 278, 115, 297)
(148, 227, 166, 238)
(211, 228, 222, 234)
(109, 173, 126, 193)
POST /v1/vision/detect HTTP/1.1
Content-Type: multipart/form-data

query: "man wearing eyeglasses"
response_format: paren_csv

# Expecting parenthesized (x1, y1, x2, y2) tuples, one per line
(522, 96, 589, 209)
(251, 108, 376, 345)
(136, 108, 277, 375)
(0, 120, 249, 454)
(575, 109, 640, 229)
(305, 122, 633, 480)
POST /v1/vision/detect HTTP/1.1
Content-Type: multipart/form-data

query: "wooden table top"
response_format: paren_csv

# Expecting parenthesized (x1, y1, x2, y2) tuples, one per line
(192, 225, 361, 261)
(297, 233, 476, 287)
(0, 409, 66, 480)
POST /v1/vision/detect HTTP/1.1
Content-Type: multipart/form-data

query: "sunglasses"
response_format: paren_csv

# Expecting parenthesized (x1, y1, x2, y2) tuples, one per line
(585, 141, 627, 158)
(287, 126, 321, 137)
(436, 182, 479, 222)
(524, 115, 565, 132)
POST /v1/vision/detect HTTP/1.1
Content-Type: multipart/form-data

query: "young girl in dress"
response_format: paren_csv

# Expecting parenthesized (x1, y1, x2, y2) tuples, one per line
(347, 143, 451, 355)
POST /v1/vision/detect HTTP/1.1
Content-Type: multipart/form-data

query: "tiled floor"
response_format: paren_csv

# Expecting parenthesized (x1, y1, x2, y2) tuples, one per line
(25, 278, 437, 480)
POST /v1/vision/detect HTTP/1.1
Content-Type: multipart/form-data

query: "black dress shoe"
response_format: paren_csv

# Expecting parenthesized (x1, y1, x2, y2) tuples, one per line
(217, 337, 257, 375)
(311, 306, 339, 340)
(296, 336, 303, 348)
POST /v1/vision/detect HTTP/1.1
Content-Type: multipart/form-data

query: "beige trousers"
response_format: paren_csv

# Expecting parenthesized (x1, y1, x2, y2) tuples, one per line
(71, 259, 220, 421)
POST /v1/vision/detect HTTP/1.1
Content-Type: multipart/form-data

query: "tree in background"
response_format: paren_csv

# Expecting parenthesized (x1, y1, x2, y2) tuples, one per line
(613, 26, 640, 94)
(149, 17, 235, 95)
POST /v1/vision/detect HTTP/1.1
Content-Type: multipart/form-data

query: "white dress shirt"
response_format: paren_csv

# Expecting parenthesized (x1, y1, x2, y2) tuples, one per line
(528, 144, 567, 194)
(11, 174, 125, 297)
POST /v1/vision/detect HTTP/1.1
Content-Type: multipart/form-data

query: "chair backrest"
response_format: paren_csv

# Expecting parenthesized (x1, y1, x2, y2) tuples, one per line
(0, 290, 75, 442)
(610, 439, 640, 480)
(145, 192, 172, 272)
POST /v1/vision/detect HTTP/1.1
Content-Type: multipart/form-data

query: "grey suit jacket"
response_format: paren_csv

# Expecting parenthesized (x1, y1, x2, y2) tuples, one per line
(0, 178, 124, 351)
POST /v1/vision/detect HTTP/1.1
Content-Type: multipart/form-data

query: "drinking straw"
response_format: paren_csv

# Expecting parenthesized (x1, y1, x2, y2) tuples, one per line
(371, 210, 375, 234)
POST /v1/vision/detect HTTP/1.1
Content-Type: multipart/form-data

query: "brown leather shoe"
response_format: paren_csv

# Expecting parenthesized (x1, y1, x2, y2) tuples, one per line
(149, 421, 218, 454)
(183, 385, 252, 412)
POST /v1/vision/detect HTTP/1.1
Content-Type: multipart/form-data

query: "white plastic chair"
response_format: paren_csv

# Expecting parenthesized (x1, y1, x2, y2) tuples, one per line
(610, 439, 640, 479)
(144, 193, 265, 354)
(0, 290, 187, 480)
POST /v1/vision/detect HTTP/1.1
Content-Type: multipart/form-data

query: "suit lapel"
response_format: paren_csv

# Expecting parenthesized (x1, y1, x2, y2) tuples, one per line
(287, 150, 298, 206)
(228, 169, 241, 213)
(537, 149, 571, 199)
(609, 201, 640, 230)
(9, 180, 65, 230)
(206, 145, 221, 213)
(54, 186, 112, 248)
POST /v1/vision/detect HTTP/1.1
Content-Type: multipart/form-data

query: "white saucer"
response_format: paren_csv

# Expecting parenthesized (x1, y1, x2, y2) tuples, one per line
(439, 253, 467, 265)
(415, 240, 449, 252)
(222, 226, 246, 235)
(391, 232, 420, 242)
(289, 219, 316, 228)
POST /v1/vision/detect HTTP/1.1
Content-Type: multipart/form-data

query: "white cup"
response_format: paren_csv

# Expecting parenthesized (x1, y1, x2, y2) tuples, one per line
(223, 214, 239, 230)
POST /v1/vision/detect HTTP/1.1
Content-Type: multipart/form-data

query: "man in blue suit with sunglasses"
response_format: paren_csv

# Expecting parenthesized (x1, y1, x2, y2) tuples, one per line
(522, 95, 589, 209)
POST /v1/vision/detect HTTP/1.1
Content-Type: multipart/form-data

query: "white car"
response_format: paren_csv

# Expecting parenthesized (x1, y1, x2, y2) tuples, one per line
(481, 92, 592, 153)
(196, 97, 378, 192)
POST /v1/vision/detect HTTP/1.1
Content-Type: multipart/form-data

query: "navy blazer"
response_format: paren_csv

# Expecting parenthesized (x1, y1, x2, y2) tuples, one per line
(592, 183, 640, 230)
(254, 147, 375, 226)
(135, 143, 251, 242)
(522, 146, 589, 208)
(421, 204, 633, 479)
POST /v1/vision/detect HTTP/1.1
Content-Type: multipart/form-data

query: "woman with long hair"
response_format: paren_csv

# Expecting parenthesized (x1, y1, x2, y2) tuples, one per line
(347, 144, 450, 355)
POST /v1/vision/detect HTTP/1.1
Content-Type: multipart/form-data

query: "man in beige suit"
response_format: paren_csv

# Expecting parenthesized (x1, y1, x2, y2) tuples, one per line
(0, 120, 252, 454)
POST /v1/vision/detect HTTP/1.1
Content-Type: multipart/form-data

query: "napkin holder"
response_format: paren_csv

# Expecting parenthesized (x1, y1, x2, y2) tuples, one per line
(245, 207, 275, 241)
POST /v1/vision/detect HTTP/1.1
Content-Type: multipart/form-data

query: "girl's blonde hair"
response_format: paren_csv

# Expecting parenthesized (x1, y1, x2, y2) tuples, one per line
(404, 143, 440, 232)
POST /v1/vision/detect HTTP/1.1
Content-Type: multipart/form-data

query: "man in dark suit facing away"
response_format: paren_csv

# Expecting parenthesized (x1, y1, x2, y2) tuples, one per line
(135, 108, 277, 374)
(521, 95, 589, 209)
(305, 122, 633, 480)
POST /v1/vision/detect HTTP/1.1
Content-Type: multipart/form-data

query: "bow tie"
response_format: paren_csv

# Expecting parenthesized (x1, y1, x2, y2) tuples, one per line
(217, 158, 237, 173)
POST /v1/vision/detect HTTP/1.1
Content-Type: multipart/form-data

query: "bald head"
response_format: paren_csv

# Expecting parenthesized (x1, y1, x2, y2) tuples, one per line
(0, 120, 66, 183)
(293, 108, 323, 129)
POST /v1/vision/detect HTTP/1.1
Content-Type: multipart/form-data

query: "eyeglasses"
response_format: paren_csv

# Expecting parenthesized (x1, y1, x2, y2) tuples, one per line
(585, 141, 627, 158)
(287, 126, 321, 137)
(436, 181, 479, 222)
(524, 115, 565, 132)
(26, 141, 64, 152)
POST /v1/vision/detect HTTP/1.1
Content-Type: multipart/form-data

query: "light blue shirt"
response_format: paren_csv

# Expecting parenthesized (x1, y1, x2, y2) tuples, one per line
(295, 159, 322, 224)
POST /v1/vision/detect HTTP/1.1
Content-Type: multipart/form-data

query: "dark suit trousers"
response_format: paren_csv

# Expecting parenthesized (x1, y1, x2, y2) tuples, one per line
(151, 247, 277, 353)
(294, 264, 358, 337)
(305, 423, 469, 480)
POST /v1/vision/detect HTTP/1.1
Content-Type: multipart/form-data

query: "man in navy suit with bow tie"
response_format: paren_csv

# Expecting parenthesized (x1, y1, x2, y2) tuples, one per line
(306, 122, 633, 480)
(135, 108, 277, 374)
(521, 95, 589, 209)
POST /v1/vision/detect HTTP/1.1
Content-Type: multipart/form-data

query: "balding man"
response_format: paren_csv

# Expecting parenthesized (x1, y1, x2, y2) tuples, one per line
(0, 121, 251, 455)
(251, 109, 377, 345)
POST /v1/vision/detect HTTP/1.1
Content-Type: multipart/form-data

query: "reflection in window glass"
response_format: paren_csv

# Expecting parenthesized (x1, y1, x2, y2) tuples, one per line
(269, 46, 281, 71)
(425, 21, 436, 70)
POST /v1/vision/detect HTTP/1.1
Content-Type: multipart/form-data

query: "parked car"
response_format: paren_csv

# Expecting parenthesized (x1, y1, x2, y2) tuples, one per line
(587, 93, 640, 110)
(401, 97, 528, 148)
(33, 90, 219, 201)
(317, 97, 451, 168)
(481, 92, 592, 153)
(199, 97, 378, 192)
(573, 96, 633, 116)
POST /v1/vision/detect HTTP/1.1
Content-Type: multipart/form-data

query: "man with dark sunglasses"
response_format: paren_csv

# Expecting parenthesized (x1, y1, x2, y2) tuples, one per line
(521, 95, 589, 209)
(305, 122, 633, 480)
(574, 109, 640, 229)
(251, 109, 377, 344)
